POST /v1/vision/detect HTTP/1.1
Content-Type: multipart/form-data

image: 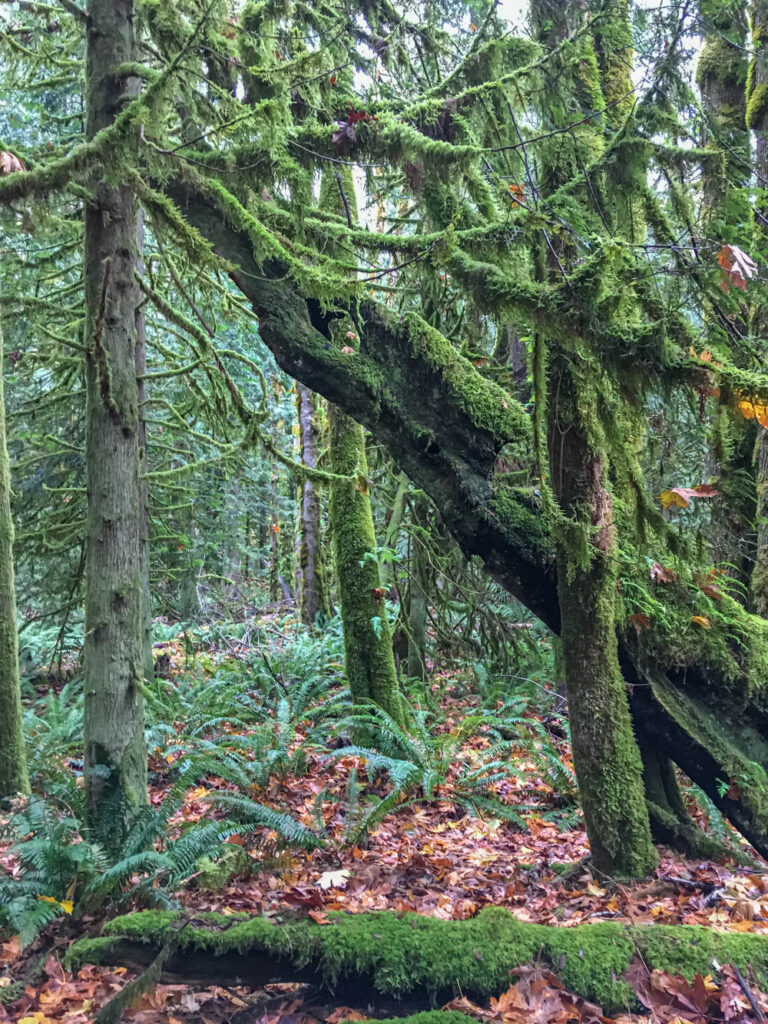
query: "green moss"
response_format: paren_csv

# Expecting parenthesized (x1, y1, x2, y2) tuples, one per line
(329, 408, 403, 722)
(697, 36, 747, 89)
(401, 313, 531, 441)
(70, 907, 768, 1014)
(747, 81, 768, 129)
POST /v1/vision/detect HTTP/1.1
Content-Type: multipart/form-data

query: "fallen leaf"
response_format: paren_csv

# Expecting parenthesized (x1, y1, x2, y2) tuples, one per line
(317, 868, 351, 890)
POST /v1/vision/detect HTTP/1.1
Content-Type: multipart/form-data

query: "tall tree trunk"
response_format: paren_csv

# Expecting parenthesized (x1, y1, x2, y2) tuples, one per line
(536, 0, 656, 877)
(135, 213, 154, 684)
(750, 0, 768, 615)
(381, 471, 408, 590)
(296, 385, 328, 625)
(550, 398, 657, 876)
(83, 0, 147, 849)
(407, 495, 429, 681)
(329, 405, 403, 721)
(0, 316, 29, 798)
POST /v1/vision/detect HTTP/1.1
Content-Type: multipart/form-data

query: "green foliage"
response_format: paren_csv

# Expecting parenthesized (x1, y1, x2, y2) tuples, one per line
(323, 696, 576, 843)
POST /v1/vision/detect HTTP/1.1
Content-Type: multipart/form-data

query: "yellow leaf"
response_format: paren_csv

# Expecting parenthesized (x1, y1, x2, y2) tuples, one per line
(37, 894, 73, 914)
(691, 615, 711, 628)
(658, 489, 690, 509)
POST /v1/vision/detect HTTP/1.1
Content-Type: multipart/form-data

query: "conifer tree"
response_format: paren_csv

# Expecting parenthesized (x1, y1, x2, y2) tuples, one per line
(0, 317, 29, 799)
(82, 0, 147, 847)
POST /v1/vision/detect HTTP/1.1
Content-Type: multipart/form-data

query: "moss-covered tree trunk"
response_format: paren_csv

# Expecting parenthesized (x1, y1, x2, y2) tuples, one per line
(0, 316, 29, 799)
(296, 385, 328, 626)
(83, 0, 147, 848)
(750, 0, 768, 615)
(550, 398, 656, 877)
(329, 405, 402, 720)
(175, 170, 768, 858)
(535, 0, 656, 877)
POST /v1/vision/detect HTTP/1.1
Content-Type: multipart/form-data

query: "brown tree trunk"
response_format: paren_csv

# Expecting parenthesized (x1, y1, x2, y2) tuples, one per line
(83, 0, 147, 849)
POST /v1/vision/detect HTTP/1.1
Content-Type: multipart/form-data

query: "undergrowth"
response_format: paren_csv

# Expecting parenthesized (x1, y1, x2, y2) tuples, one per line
(3, 612, 577, 946)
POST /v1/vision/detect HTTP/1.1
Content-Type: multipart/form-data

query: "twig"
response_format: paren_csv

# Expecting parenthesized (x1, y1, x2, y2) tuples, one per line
(733, 964, 765, 1022)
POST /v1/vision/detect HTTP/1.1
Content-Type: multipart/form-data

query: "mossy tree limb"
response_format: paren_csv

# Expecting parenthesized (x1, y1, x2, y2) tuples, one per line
(69, 907, 768, 1015)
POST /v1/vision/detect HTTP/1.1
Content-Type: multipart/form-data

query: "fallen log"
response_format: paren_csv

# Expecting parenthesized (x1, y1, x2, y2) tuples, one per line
(67, 907, 768, 1015)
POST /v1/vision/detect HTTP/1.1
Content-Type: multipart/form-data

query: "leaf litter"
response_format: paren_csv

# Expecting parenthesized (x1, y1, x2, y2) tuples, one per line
(3, 618, 768, 1024)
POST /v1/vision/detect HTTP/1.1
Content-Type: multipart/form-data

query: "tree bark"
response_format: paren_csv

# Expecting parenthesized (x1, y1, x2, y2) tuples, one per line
(0, 315, 29, 798)
(135, 213, 154, 684)
(329, 405, 402, 721)
(296, 385, 328, 626)
(83, 0, 147, 849)
(550, 385, 656, 877)
(750, 0, 768, 615)
(407, 495, 429, 681)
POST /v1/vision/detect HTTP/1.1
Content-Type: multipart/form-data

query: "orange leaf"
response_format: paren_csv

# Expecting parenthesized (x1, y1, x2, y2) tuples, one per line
(691, 615, 711, 628)
(718, 243, 756, 293)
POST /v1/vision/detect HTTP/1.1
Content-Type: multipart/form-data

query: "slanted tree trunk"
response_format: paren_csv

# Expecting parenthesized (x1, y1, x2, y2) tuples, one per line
(83, 0, 147, 849)
(172, 182, 768, 858)
(0, 315, 29, 798)
(329, 406, 402, 721)
(296, 385, 328, 626)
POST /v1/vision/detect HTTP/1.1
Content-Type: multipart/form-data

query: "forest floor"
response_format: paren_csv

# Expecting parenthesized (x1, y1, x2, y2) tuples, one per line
(3, 617, 768, 1024)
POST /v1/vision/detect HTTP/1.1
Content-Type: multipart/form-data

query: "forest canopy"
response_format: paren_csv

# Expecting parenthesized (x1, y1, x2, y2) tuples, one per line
(6, 0, 768, 1020)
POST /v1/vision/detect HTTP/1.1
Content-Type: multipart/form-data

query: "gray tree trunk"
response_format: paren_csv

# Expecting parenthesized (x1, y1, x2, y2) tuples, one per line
(296, 385, 328, 625)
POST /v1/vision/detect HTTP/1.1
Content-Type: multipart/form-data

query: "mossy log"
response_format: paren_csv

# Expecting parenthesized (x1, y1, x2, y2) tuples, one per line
(69, 907, 768, 1015)
(165, 185, 768, 859)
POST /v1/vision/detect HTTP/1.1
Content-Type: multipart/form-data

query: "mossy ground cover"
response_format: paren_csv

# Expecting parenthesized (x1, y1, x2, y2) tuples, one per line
(69, 906, 768, 1014)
